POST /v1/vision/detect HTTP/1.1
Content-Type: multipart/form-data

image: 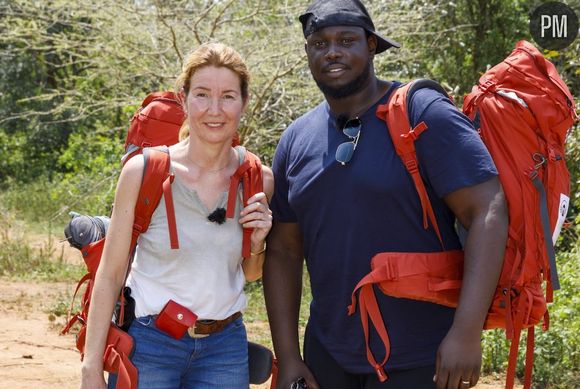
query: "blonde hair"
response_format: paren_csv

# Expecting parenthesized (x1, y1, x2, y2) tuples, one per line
(176, 43, 250, 140)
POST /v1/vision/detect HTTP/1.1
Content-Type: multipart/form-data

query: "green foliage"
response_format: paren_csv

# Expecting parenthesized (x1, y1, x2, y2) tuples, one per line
(1, 169, 117, 226)
(0, 207, 84, 281)
(389, 0, 532, 98)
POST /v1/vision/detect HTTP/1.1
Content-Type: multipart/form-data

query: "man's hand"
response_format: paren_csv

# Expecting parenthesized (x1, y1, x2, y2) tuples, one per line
(434, 327, 481, 389)
(276, 357, 320, 389)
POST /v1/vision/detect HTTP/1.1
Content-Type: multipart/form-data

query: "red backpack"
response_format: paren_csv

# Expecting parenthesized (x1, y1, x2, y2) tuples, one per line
(348, 40, 577, 388)
(123, 91, 241, 163)
(122, 92, 184, 163)
(62, 92, 264, 389)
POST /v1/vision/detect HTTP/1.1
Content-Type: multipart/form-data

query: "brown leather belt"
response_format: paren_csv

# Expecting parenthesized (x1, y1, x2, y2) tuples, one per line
(187, 311, 242, 338)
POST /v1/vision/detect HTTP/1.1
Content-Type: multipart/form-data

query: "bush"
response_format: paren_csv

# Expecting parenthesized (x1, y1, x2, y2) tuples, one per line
(0, 207, 84, 281)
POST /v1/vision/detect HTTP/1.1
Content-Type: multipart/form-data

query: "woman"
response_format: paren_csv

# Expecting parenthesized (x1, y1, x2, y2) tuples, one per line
(81, 43, 274, 389)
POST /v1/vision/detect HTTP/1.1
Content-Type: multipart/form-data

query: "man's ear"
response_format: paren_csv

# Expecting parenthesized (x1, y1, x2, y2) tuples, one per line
(367, 34, 377, 56)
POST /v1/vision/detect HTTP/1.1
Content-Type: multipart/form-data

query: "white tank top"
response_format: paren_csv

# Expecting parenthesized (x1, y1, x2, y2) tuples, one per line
(126, 147, 247, 320)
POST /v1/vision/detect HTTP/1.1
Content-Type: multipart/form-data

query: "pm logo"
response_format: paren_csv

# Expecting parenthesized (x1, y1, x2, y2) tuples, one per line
(530, 2, 578, 50)
(541, 14, 568, 38)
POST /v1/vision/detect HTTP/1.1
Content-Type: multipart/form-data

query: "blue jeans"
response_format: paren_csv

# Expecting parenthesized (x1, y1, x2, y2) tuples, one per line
(108, 315, 249, 389)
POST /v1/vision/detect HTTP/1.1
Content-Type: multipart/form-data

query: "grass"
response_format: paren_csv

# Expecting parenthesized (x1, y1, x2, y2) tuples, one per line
(244, 269, 313, 351)
(0, 209, 85, 282)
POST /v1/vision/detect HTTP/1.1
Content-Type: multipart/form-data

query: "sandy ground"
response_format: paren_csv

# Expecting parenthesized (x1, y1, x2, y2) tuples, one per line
(0, 238, 516, 388)
(0, 279, 81, 388)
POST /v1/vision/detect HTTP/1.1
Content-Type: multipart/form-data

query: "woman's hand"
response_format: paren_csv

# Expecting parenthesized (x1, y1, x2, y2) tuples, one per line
(239, 191, 273, 247)
(80, 364, 107, 389)
(239, 191, 272, 281)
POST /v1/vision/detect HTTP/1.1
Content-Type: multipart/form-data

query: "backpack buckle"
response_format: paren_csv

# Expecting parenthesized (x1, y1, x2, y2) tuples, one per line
(480, 78, 497, 93)
(527, 168, 539, 180)
(404, 159, 419, 173)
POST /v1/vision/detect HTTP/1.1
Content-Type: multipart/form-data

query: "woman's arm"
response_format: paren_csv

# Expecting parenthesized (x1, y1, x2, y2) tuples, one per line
(80, 156, 145, 389)
(239, 166, 274, 281)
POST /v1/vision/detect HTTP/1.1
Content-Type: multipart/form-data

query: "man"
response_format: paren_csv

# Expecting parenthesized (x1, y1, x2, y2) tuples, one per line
(263, 0, 508, 388)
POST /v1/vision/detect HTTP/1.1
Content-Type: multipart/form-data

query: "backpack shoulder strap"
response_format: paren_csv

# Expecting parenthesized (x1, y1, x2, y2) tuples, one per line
(227, 146, 264, 258)
(132, 146, 179, 249)
(376, 79, 449, 246)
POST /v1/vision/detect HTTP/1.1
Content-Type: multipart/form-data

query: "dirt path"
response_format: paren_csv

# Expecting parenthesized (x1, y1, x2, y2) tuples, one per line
(0, 280, 80, 388)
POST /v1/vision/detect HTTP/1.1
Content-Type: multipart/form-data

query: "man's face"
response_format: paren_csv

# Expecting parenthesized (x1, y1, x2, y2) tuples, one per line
(305, 25, 376, 99)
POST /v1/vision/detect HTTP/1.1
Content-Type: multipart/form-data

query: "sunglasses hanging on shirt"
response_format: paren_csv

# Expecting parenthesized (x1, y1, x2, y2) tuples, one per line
(335, 117, 362, 165)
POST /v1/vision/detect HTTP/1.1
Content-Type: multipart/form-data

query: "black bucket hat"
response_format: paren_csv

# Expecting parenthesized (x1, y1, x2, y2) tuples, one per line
(299, 0, 401, 54)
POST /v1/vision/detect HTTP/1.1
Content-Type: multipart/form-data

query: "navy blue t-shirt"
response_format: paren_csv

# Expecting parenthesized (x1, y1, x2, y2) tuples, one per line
(270, 82, 497, 373)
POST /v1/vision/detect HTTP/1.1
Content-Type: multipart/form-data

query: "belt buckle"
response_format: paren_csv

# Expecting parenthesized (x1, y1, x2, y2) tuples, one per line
(187, 326, 209, 339)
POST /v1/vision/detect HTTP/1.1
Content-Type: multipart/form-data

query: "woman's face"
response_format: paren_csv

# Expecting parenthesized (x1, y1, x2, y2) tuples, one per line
(186, 66, 246, 145)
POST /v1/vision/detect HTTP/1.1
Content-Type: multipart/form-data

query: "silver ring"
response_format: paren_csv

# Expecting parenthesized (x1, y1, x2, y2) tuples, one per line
(461, 380, 470, 385)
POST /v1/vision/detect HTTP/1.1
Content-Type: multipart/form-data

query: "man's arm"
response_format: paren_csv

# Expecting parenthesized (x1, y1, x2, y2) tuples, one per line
(263, 221, 319, 389)
(435, 176, 508, 389)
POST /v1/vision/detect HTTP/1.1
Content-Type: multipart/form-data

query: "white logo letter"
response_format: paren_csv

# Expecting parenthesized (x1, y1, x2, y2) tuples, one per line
(553, 15, 567, 38)
(541, 15, 552, 37)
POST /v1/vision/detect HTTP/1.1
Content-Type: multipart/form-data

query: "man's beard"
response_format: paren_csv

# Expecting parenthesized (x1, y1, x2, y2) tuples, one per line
(314, 60, 372, 100)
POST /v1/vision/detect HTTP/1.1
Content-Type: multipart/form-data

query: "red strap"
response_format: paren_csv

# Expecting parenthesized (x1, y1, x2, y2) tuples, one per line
(104, 345, 138, 389)
(542, 309, 550, 332)
(348, 257, 399, 315)
(227, 160, 252, 218)
(523, 326, 534, 389)
(402, 146, 444, 245)
(226, 149, 264, 258)
(133, 147, 174, 237)
(162, 173, 179, 249)
(505, 288, 529, 389)
(241, 170, 253, 258)
(269, 358, 278, 389)
(118, 352, 138, 389)
(505, 326, 521, 389)
(377, 82, 444, 248)
(505, 288, 514, 340)
(61, 314, 81, 335)
(358, 285, 390, 382)
(61, 273, 92, 335)
(227, 160, 252, 257)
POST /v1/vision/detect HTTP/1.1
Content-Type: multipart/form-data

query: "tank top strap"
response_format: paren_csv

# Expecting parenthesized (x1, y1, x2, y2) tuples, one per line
(234, 145, 246, 165)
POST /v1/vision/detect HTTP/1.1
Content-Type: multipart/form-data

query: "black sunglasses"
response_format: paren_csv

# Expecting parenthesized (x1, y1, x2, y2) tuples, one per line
(335, 117, 362, 165)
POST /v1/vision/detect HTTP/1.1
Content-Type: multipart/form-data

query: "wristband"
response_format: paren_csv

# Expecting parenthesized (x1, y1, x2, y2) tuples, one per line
(250, 243, 266, 256)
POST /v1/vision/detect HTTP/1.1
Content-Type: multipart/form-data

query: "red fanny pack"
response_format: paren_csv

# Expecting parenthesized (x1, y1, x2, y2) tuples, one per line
(155, 299, 198, 339)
